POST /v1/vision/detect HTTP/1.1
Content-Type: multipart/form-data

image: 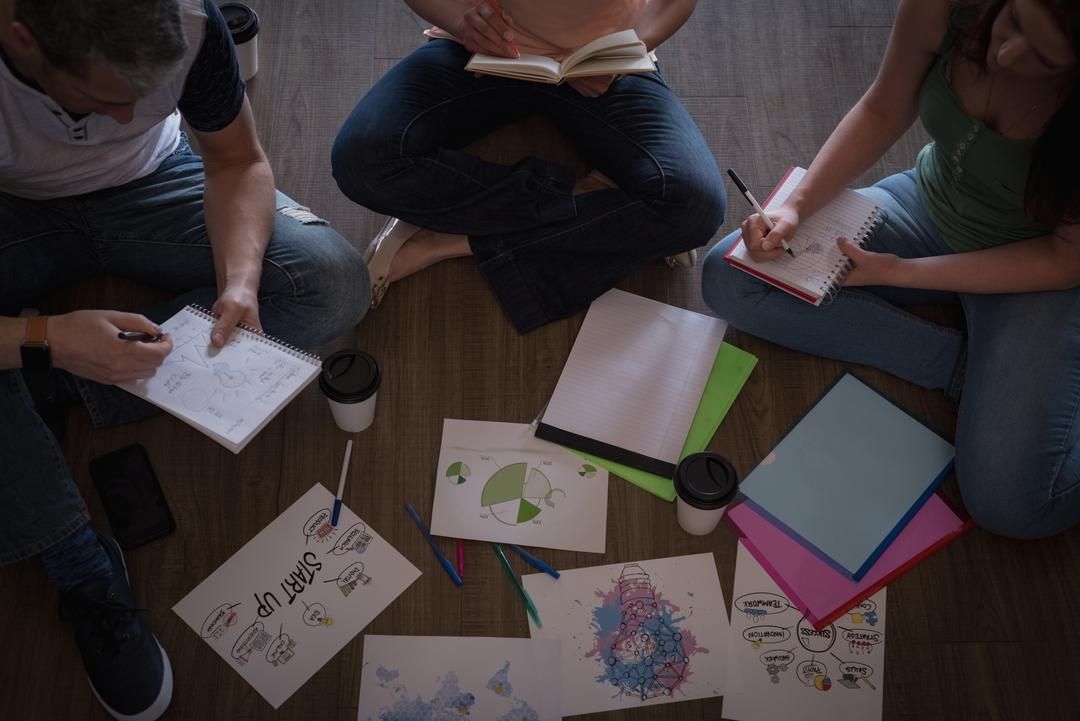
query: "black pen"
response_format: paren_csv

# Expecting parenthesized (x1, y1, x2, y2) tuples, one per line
(727, 168, 795, 257)
(117, 330, 164, 342)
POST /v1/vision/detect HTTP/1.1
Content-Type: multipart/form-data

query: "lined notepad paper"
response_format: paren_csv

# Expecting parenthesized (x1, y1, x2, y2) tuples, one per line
(535, 289, 728, 478)
(725, 167, 882, 305)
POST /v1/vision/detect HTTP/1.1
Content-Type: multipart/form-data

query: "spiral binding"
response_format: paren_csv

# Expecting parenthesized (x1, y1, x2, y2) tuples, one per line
(186, 304, 321, 364)
(818, 206, 884, 305)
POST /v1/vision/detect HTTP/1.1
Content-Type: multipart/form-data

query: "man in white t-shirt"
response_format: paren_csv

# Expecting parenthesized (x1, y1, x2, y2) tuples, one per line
(0, 2, 369, 719)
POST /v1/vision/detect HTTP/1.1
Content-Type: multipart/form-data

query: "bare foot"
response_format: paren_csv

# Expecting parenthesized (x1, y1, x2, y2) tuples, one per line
(573, 169, 618, 196)
(387, 229, 473, 283)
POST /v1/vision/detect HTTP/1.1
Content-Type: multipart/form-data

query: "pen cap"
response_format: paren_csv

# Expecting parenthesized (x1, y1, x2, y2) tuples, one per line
(674, 452, 738, 510)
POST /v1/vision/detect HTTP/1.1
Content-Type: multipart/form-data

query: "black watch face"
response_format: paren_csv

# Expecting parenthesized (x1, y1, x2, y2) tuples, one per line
(20, 343, 52, 373)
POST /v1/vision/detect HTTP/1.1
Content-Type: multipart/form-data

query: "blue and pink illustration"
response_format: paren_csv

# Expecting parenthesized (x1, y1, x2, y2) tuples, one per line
(586, 564, 709, 701)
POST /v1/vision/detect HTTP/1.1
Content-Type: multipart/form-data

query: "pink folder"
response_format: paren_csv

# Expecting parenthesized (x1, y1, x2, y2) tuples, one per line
(726, 493, 973, 629)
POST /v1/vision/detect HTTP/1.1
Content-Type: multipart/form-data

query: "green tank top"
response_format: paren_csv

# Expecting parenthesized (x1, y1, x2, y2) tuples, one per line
(915, 29, 1053, 251)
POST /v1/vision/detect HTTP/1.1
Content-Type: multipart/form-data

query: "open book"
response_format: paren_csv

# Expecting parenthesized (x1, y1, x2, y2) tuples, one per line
(117, 305, 321, 453)
(465, 29, 655, 83)
(725, 167, 884, 305)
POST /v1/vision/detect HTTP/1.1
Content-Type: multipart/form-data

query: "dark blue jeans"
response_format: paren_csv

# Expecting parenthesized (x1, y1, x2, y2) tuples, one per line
(0, 139, 370, 563)
(332, 39, 726, 332)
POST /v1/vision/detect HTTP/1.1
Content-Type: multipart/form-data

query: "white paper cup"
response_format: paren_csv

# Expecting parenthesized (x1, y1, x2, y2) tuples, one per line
(220, 3, 260, 81)
(676, 496, 729, 535)
(320, 351, 381, 433)
(327, 392, 378, 433)
(673, 453, 739, 536)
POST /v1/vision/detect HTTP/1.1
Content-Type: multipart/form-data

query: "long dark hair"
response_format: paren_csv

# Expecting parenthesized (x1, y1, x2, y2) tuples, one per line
(952, 0, 1080, 227)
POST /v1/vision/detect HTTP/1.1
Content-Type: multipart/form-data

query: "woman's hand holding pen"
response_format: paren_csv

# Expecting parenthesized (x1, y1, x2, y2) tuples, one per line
(459, 1, 519, 58)
(741, 204, 800, 263)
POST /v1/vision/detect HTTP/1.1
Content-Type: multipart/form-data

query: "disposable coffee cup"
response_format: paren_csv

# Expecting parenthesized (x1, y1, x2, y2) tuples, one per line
(319, 350, 380, 433)
(220, 2, 260, 81)
(674, 452, 739, 535)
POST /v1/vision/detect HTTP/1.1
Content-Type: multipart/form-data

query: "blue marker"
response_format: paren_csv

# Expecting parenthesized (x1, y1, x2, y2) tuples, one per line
(405, 503, 463, 587)
(330, 440, 353, 527)
(508, 544, 560, 579)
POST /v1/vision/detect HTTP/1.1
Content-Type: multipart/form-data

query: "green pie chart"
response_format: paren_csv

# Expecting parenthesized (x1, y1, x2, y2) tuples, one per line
(481, 462, 559, 526)
(446, 462, 470, 485)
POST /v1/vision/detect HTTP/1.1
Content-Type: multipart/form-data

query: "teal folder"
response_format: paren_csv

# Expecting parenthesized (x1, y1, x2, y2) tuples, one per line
(738, 372, 955, 580)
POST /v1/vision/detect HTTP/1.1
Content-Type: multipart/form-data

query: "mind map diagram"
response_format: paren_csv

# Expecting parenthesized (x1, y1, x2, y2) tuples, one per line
(733, 591, 883, 692)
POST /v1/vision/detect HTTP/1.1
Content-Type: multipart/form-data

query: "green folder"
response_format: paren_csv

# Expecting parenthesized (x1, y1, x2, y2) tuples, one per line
(571, 342, 757, 501)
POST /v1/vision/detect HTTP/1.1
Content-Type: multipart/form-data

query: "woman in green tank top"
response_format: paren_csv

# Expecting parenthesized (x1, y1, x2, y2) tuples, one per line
(702, 0, 1080, 539)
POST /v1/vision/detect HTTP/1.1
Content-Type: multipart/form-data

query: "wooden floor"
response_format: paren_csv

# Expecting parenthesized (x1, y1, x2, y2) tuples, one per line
(2, 1, 1079, 719)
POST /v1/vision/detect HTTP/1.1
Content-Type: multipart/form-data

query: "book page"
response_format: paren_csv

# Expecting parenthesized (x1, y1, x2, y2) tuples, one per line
(727, 168, 880, 300)
(562, 54, 655, 79)
(561, 28, 644, 72)
(465, 52, 561, 80)
(541, 289, 727, 467)
(117, 306, 320, 452)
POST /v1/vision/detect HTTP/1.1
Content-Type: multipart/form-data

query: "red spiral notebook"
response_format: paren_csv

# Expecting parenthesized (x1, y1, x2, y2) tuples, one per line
(725, 166, 884, 305)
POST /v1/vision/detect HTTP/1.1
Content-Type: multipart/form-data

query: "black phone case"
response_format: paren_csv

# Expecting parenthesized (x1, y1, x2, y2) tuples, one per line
(89, 444, 176, 550)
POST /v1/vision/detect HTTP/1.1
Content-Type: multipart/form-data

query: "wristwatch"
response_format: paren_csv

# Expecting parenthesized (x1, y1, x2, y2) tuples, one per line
(20, 315, 55, 401)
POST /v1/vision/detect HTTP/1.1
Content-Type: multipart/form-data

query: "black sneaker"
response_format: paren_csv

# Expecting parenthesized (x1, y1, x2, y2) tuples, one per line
(60, 534, 173, 721)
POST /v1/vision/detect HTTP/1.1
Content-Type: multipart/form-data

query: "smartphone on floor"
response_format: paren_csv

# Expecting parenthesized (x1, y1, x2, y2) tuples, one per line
(89, 444, 176, 550)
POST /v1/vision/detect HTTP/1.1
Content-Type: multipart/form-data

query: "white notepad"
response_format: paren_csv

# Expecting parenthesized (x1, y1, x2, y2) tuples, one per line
(535, 289, 727, 478)
(725, 167, 883, 305)
(117, 305, 321, 453)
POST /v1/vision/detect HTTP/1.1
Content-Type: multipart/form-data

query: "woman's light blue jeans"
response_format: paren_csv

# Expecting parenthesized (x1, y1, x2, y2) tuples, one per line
(702, 170, 1080, 539)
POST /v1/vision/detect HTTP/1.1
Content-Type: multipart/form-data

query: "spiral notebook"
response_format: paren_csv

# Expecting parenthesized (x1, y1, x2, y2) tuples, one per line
(725, 167, 883, 305)
(117, 305, 321, 453)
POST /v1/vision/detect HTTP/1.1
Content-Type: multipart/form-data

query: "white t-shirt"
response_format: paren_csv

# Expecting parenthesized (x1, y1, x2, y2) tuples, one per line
(0, 0, 206, 200)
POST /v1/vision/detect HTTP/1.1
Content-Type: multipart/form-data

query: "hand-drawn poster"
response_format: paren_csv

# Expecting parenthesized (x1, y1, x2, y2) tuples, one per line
(722, 541, 886, 721)
(357, 636, 562, 721)
(173, 484, 421, 708)
(523, 553, 739, 717)
(431, 420, 609, 553)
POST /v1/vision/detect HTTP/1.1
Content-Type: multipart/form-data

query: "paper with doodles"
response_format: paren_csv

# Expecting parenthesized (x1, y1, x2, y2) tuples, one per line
(173, 484, 421, 709)
(722, 541, 886, 721)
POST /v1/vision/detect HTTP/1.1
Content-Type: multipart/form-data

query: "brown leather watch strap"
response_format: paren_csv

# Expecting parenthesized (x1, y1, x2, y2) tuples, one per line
(24, 315, 48, 344)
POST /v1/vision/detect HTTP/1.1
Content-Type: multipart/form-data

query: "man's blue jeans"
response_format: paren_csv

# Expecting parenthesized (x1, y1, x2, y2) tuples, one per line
(331, 39, 726, 332)
(702, 170, 1080, 539)
(0, 138, 370, 563)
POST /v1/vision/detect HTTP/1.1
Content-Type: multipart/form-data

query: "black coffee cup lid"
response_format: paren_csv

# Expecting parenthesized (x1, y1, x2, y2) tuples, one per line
(674, 452, 738, 510)
(219, 3, 260, 44)
(319, 350, 380, 403)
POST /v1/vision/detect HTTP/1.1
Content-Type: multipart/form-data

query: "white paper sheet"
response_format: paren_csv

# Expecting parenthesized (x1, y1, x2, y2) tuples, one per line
(539, 289, 727, 469)
(117, 305, 320, 452)
(430, 420, 609, 553)
(524, 553, 739, 717)
(723, 541, 886, 721)
(357, 636, 562, 721)
(173, 484, 421, 709)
